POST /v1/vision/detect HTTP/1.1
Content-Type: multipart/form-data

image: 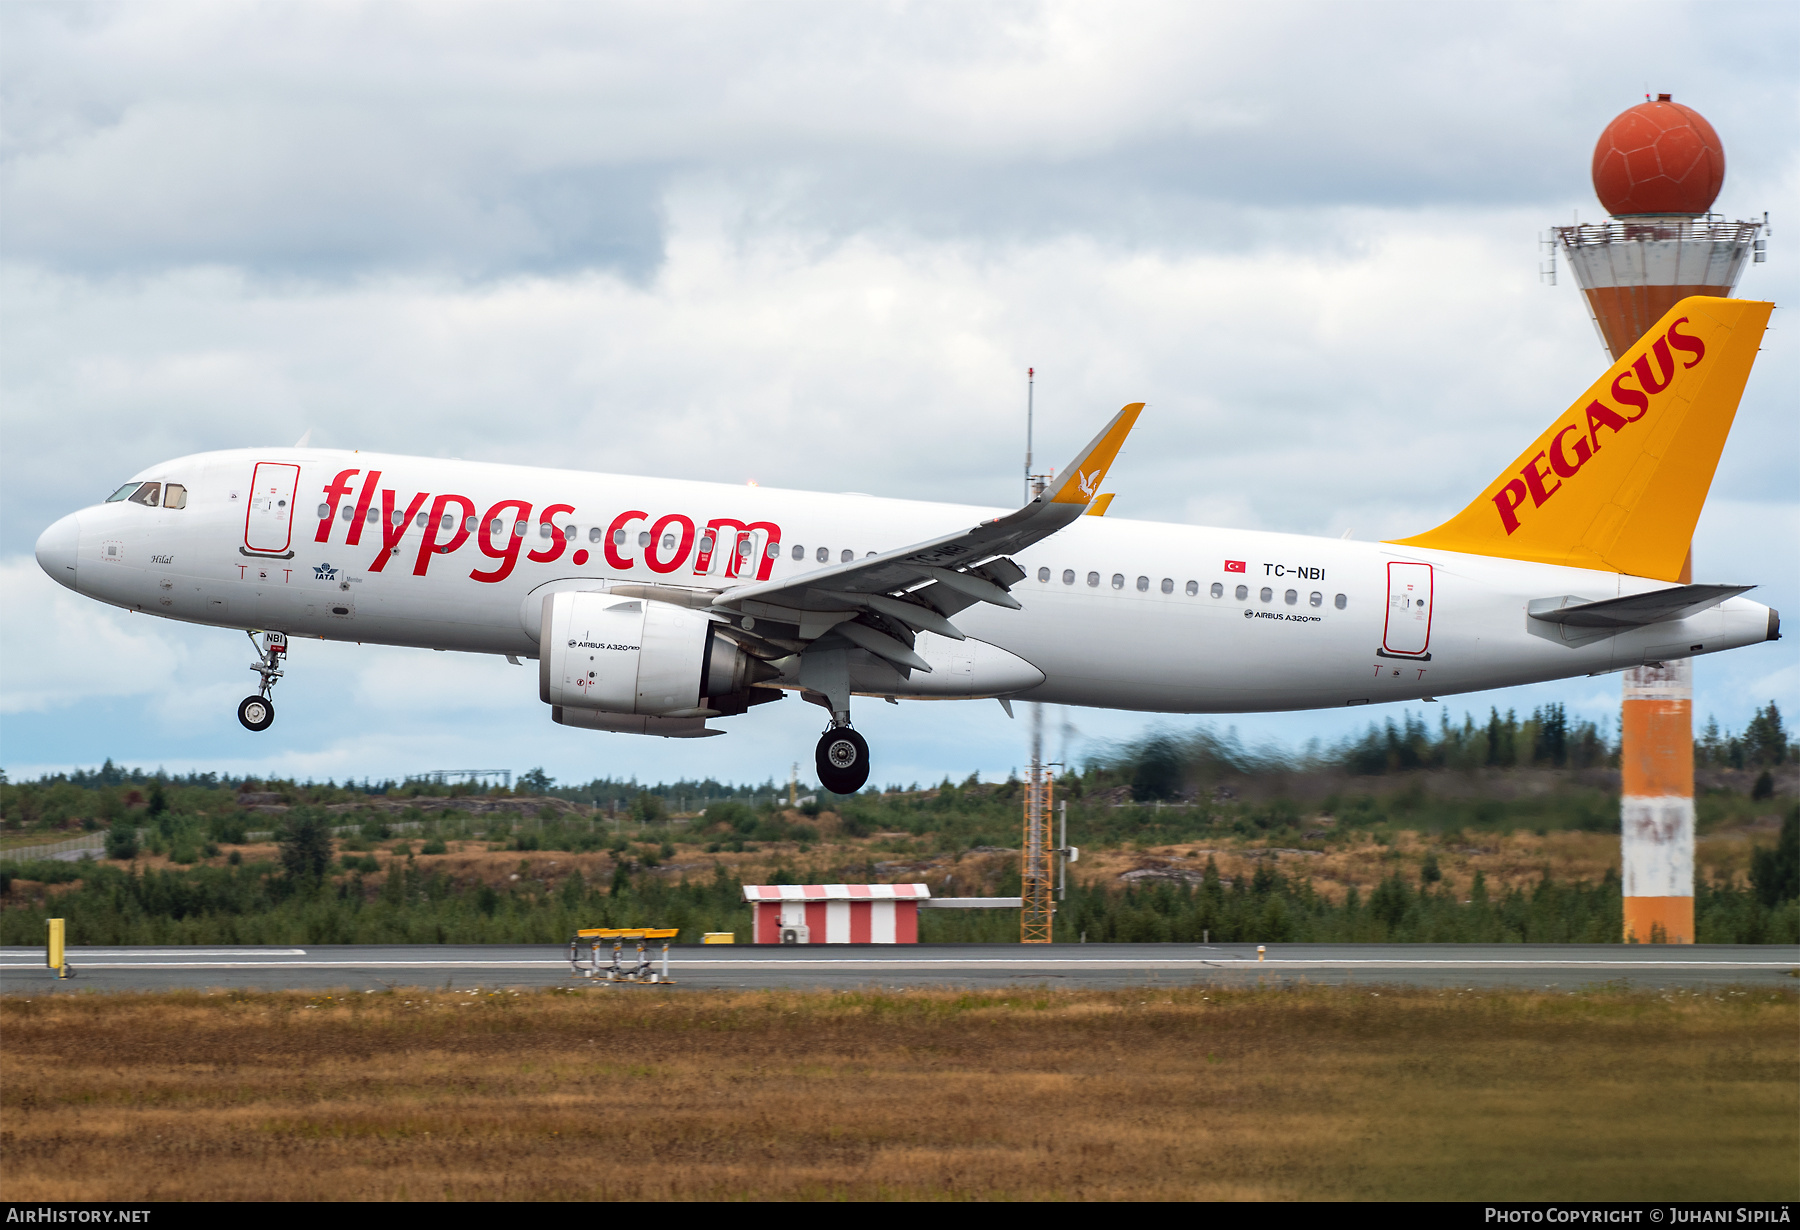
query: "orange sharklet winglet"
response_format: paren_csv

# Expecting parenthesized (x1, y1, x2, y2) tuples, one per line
(1047, 403, 1144, 506)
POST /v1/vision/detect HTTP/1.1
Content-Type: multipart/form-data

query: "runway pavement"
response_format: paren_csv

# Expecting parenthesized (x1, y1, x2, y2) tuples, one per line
(3, 942, 1795, 993)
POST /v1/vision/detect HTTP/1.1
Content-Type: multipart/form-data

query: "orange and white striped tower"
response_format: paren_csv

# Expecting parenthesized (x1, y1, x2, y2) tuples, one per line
(1548, 95, 1764, 943)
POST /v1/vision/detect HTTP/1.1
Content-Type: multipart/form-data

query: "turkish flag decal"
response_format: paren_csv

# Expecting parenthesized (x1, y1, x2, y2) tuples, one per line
(1224, 560, 1246, 573)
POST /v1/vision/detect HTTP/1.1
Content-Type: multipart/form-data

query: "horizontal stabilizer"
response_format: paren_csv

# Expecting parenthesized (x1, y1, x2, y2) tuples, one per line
(1527, 584, 1753, 629)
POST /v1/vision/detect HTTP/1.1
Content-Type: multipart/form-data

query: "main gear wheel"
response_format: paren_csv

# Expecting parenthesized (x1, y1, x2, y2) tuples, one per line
(815, 727, 870, 794)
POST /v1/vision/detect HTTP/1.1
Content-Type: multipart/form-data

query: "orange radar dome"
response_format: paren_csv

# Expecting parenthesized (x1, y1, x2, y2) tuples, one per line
(1592, 94, 1725, 217)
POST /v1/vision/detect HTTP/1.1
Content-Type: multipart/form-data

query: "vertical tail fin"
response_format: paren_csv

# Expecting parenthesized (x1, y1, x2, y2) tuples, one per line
(1391, 296, 1772, 582)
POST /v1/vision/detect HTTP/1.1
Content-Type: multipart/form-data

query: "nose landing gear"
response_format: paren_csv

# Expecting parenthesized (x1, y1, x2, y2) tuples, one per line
(815, 725, 870, 795)
(237, 630, 286, 732)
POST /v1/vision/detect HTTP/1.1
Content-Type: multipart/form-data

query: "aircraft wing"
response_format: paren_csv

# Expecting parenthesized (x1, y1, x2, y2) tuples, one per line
(622, 403, 1141, 673)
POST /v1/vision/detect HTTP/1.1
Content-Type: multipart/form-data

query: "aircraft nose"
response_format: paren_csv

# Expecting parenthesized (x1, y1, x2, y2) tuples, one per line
(35, 512, 81, 592)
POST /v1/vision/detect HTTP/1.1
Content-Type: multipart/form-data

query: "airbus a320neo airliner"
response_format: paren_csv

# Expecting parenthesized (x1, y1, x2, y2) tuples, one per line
(34, 297, 1780, 792)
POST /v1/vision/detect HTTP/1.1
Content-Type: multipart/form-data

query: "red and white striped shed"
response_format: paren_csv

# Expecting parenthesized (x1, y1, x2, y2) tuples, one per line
(744, 884, 930, 944)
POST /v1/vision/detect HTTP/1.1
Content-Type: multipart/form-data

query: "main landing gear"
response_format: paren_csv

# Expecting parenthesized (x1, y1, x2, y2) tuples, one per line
(801, 649, 869, 794)
(238, 630, 287, 732)
(816, 725, 870, 795)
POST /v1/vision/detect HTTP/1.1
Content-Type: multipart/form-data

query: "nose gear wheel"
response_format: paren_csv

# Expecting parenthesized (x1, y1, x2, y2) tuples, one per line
(237, 695, 275, 732)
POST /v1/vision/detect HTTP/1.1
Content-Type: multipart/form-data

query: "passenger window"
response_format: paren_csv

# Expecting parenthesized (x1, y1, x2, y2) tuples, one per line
(841, 549, 853, 563)
(415, 512, 427, 528)
(1063, 569, 1075, 585)
(317, 503, 329, 519)
(105, 483, 139, 503)
(817, 547, 829, 563)
(1087, 571, 1100, 587)
(470, 517, 481, 533)
(565, 525, 577, 541)
(368, 508, 379, 524)
(1037, 567, 1051, 582)
(792, 544, 804, 561)
(1135, 576, 1149, 592)
(342, 505, 354, 522)
(1259, 587, 1272, 602)
(1310, 591, 1323, 607)
(669, 533, 682, 551)
(1185, 580, 1198, 596)
(1335, 593, 1347, 610)
(612, 528, 627, 545)
(390, 510, 404, 527)
(1235, 584, 1248, 600)
(444, 514, 457, 532)
(1111, 574, 1124, 589)
(637, 530, 650, 547)
(1161, 578, 1174, 594)
(128, 482, 161, 507)
(1285, 589, 1297, 605)
(517, 521, 530, 538)
(590, 526, 603, 543)
(1209, 582, 1223, 598)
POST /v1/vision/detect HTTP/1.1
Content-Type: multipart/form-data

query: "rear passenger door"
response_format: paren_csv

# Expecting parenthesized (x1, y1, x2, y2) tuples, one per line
(1382, 561, 1433, 656)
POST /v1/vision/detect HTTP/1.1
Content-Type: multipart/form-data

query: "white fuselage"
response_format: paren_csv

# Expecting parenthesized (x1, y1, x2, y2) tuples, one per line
(37, 448, 1778, 716)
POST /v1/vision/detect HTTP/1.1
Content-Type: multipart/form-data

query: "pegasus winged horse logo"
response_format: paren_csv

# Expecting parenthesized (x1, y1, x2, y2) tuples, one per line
(1076, 468, 1100, 499)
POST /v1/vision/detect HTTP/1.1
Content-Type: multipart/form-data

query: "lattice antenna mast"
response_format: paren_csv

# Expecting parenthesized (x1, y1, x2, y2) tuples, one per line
(1024, 367, 1054, 502)
(1021, 702, 1055, 943)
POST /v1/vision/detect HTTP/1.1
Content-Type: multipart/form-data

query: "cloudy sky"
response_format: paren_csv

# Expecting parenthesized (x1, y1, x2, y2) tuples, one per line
(3, 0, 1795, 790)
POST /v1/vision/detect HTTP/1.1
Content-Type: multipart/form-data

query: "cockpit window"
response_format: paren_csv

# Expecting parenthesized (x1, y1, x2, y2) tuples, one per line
(126, 482, 161, 508)
(105, 483, 139, 503)
(163, 483, 187, 510)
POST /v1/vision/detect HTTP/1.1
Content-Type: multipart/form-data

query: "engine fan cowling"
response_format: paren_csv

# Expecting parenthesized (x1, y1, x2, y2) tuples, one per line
(538, 590, 770, 716)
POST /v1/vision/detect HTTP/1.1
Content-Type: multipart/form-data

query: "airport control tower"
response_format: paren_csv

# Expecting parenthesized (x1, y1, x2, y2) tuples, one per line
(1548, 95, 1765, 944)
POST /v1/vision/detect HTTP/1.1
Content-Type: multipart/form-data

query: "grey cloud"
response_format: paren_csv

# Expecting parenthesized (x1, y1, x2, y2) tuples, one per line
(5, 2, 1793, 280)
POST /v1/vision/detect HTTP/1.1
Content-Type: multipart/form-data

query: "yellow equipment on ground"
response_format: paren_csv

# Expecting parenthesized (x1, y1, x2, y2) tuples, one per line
(46, 918, 73, 980)
(569, 928, 679, 984)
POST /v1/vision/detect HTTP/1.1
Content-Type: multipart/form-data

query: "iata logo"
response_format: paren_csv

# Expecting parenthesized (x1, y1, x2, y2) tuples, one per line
(313, 563, 339, 580)
(1491, 316, 1705, 535)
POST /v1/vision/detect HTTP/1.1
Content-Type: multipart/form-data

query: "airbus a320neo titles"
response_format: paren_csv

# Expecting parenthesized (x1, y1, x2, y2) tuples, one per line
(35, 297, 1781, 793)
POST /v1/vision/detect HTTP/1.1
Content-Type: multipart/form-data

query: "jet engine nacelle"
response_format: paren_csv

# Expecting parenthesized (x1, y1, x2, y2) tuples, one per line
(539, 591, 772, 717)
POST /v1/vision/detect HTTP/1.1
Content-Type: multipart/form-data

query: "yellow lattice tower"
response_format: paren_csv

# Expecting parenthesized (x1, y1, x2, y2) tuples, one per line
(1021, 757, 1055, 943)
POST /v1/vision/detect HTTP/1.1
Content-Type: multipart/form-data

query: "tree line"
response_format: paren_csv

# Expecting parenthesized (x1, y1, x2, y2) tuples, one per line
(3, 805, 1793, 947)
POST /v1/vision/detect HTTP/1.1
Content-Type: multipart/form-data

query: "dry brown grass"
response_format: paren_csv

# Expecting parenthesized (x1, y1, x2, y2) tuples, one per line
(199, 822, 1782, 901)
(3, 984, 1793, 1201)
(56, 802, 1777, 906)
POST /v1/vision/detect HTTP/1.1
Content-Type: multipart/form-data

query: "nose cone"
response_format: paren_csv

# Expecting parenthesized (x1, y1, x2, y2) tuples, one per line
(36, 513, 81, 592)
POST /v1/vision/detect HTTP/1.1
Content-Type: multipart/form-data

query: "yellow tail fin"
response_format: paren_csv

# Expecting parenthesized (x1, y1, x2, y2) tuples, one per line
(1391, 296, 1772, 582)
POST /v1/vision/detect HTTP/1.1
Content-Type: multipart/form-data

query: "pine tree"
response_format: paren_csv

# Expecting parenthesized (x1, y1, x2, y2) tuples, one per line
(1743, 702, 1789, 767)
(1749, 810, 1798, 906)
(276, 811, 334, 882)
